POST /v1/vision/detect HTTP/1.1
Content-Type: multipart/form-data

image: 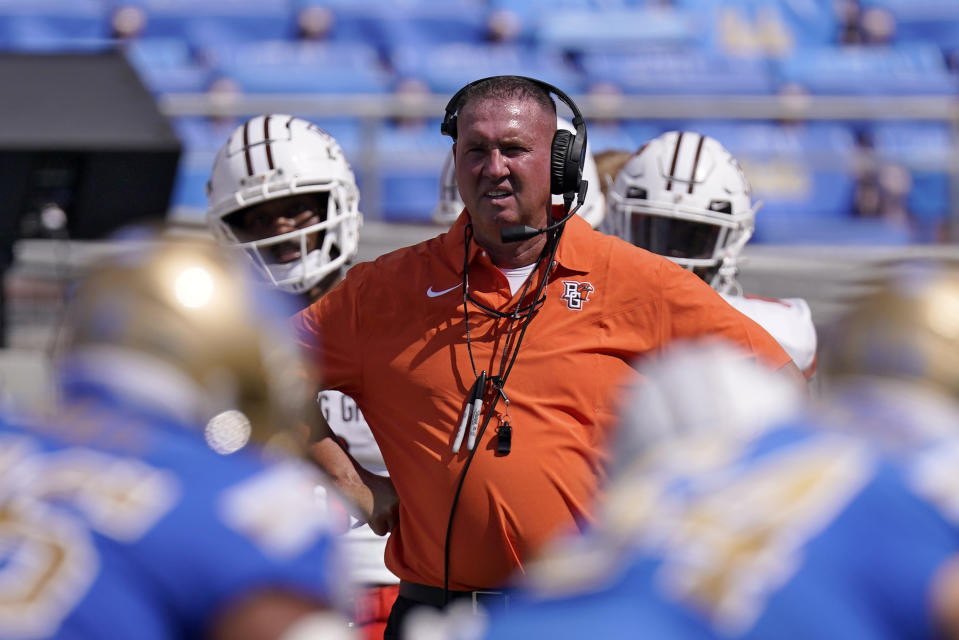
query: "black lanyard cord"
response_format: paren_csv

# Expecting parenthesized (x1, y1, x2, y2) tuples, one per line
(442, 390, 501, 604)
(444, 221, 562, 603)
(460, 223, 557, 383)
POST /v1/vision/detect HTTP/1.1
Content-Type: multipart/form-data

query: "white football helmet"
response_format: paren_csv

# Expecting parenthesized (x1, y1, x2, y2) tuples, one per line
(206, 114, 361, 295)
(607, 131, 759, 295)
(431, 116, 606, 229)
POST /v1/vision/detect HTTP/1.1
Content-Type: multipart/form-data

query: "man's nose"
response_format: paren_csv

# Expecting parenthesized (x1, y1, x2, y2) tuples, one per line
(482, 150, 509, 180)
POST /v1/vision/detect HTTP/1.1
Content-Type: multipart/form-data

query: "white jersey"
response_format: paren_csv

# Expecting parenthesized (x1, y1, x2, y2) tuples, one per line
(721, 294, 818, 378)
(317, 389, 398, 586)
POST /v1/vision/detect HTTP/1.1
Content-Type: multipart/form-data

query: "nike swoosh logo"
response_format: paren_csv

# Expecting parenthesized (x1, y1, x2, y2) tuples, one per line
(426, 283, 462, 298)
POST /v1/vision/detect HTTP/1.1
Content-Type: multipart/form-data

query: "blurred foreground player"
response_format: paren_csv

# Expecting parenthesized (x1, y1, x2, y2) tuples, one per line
(0, 236, 355, 640)
(607, 132, 817, 378)
(453, 263, 959, 640)
(207, 114, 398, 640)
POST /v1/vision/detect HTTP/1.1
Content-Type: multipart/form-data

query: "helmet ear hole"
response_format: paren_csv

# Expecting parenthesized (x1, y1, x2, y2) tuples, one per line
(708, 200, 732, 214)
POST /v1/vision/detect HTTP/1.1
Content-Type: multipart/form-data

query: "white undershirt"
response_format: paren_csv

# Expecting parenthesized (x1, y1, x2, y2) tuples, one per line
(498, 263, 537, 296)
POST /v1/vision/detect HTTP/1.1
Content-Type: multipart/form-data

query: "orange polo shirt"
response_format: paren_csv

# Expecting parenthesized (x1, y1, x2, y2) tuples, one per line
(293, 210, 791, 591)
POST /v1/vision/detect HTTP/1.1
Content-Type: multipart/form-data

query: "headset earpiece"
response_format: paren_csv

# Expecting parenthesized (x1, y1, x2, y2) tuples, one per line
(550, 129, 574, 195)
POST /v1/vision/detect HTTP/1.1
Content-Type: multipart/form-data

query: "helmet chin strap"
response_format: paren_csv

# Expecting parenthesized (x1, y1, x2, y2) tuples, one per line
(714, 213, 757, 296)
(258, 247, 327, 295)
(715, 255, 742, 297)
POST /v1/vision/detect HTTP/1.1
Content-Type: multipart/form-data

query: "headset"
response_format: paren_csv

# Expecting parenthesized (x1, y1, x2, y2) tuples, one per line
(440, 76, 589, 242)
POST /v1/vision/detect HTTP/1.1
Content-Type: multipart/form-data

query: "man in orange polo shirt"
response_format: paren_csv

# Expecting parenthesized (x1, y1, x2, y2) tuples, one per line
(294, 75, 802, 639)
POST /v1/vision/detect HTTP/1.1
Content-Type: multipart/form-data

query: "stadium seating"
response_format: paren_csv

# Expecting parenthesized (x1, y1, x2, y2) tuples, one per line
(533, 7, 699, 54)
(123, 37, 211, 94)
(0, 0, 954, 239)
(391, 43, 584, 95)
(202, 40, 392, 94)
(312, 0, 489, 52)
(0, 0, 110, 50)
(376, 121, 449, 222)
(579, 50, 776, 95)
(673, 0, 840, 58)
(871, 121, 952, 240)
(671, 121, 873, 244)
(775, 43, 958, 95)
(860, 0, 959, 51)
(112, 0, 295, 46)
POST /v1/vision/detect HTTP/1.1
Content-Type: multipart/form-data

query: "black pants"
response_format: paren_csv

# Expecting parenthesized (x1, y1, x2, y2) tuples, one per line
(382, 594, 439, 640)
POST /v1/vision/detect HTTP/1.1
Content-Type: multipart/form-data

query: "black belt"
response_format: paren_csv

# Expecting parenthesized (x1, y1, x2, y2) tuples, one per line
(398, 580, 510, 611)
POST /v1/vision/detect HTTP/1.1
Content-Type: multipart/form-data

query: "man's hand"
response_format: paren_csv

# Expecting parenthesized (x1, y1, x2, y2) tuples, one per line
(361, 471, 398, 536)
(301, 402, 399, 535)
(307, 433, 399, 536)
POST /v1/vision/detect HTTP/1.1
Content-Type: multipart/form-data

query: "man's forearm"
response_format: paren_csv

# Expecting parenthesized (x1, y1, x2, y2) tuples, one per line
(308, 435, 375, 519)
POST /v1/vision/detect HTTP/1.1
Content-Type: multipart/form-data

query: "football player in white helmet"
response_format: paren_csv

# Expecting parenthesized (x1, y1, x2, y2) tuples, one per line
(206, 115, 398, 640)
(607, 131, 818, 379)
(206, 114, 362, 299)
(431, 117, 607, 229)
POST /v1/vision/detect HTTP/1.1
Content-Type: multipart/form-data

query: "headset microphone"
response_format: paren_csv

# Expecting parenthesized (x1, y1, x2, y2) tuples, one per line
(500, 180, 588, 243)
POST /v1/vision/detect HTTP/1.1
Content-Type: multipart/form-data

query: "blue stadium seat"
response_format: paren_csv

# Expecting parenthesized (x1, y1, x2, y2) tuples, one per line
(680, 121, 859, 224)
(673, 0, 839, 58)
(486, 0, 594, 20)
(580, 50, 775, 95)
(622, 121, 684, 147)
(123, 38, 211, 94)
(172, 116, 242, 152)
(485, 0, 596, 44)
(0, 0, 110, 50)
(204, 40, 392, 94)
(860, 0, 959, 50)
(302, 0, 487, 51)
(168, 148, 217, 217)
(775, 43, 958, 95)
(871, 121, 951, 239)
(391, 43, 585, 95)
(693, 119, 912, 244)
(753, 213, 914, 244)
(377, 122, 449, 222)
(584, 122, 642, 156)
(116, 0, 295, 46)
(534, 8, 699, 54)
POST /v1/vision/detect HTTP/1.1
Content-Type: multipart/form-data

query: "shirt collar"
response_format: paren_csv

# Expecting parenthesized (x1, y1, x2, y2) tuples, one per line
(442, 205, 594, 274)
(552, 207, 593, 274)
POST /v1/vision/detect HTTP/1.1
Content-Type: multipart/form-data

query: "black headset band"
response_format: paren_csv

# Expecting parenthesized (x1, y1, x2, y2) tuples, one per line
(441, 75, 585, 141)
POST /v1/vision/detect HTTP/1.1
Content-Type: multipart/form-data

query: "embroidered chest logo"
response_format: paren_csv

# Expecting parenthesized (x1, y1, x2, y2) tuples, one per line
(560, 280, 595, 310)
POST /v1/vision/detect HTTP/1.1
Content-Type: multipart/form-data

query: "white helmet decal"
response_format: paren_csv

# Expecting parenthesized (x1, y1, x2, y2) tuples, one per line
(206, 115, 361, 295)
(607, 131, 759, 294)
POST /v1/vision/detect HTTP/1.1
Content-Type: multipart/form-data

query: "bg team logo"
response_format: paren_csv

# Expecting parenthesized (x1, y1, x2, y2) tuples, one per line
(561, 280, 595, 311)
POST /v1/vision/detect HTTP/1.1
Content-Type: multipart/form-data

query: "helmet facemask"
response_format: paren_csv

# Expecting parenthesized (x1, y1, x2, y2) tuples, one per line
(219, 189, 356, 295)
